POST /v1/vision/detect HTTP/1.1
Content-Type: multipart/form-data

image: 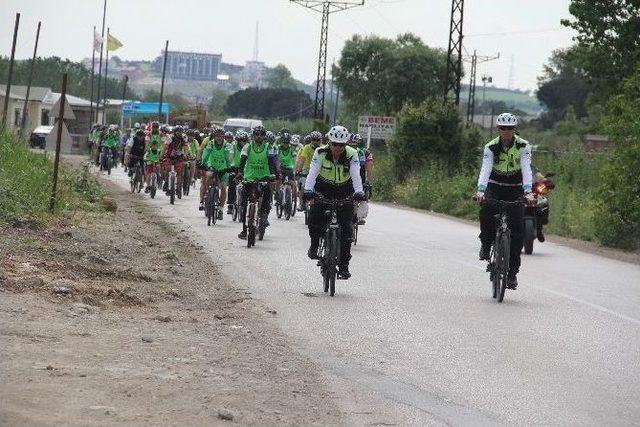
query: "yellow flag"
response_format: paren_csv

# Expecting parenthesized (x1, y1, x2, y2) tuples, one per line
(107, 32, 123, 52)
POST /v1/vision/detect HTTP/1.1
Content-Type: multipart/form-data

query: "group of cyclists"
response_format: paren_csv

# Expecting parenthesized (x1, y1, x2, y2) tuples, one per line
(91, 111, 541, 288)
(90, 121, 375, 279)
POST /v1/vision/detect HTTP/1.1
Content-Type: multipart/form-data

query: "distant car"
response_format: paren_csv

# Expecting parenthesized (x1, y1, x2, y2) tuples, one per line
(222, 118, 263, 134)
(29, 125, 54, 149)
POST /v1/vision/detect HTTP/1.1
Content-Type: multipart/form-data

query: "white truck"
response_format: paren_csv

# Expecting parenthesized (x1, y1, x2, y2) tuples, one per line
(222, 118, 263, 134)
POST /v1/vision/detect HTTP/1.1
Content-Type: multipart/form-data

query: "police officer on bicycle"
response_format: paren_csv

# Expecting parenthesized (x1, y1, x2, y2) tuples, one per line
(476, 113, 534, 289)
(303, 125, 365, 279)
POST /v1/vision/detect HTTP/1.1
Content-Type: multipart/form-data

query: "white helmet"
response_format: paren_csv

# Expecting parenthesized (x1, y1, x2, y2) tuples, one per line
(134, 122, 141, 129)
(326, 125, 350, 144)
(496, 112, 517, 127)
(235, 130, 249, 140)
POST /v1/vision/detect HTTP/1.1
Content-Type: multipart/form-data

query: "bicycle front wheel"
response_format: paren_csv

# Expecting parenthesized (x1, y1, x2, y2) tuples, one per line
(497, 231, 511, 303)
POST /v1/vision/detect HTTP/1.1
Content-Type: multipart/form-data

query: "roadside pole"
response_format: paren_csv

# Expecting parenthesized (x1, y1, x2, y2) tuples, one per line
(19, 21, 41, 142)
(158, 40, 169, 123)
(120, 75, 128, 129)
(366, 125, 372, 150)
(49, 74, 68, 213)
(89, 26, 97, 126)
(1, 13, 20, 130)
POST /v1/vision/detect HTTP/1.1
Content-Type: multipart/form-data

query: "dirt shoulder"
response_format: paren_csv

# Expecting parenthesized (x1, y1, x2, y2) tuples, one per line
(0, 160, 343, 425)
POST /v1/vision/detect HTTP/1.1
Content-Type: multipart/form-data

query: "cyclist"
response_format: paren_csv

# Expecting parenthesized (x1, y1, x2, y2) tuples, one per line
(227, 130, 249, 214)
(295, 130, 323, 210)
(126, 129, 146, 180)
(476, 112, 534, 290)
(303, 125, 365, 279)
(100, 125, 119, 168)
(143, 131, 163, 193)
(162, 125, 188, 198)
(275, 132, 297, 210)
(200, 127, 230, 218)
(224, 130, 234, 146)
(236, 125, 277, 239)
(349, 133, 374, 225)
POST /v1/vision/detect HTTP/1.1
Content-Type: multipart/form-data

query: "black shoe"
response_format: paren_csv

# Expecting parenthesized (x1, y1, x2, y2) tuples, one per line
(479, 245, 491, 261)
(507, 275, 518, 290)
(337, 264, 351, 279)
(308, 243, 319, 260)
(217, 209, 223, 220)
(537, 229, 545, 242)
(227, 205, 233, 215)
(238, 229, 247, 239)
(128, 170, 133, 178)
(162, 182, 168, 192)
(144, 186, 150, 194)
(357, 219, 366, 225)
(198, 202, 204, 211)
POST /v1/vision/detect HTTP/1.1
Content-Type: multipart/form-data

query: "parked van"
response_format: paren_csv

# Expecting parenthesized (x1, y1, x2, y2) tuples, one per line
(222, 118, 263, 134)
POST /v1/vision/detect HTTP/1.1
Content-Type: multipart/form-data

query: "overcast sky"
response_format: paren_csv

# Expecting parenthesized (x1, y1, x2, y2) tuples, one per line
(1, 0, 576, 92)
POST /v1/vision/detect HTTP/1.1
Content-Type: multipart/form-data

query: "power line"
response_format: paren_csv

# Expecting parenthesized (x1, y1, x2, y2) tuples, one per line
(290, 1, 365, 121)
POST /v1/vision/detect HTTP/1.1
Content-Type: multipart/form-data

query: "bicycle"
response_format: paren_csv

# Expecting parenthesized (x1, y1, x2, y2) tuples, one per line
(99, 146, 114, 175)
(168, 164, 177, 205)
(481, 198, 524, 303)
(312, 196, 353, 297)
(275, 176, 296, 220)
(204, 168, 227, 226)
(129, 156, 144, 194)
(232, 179, 243, 222)
(148, 164, 160, 199)
(244, 177, 274, 248)
(182, 156, 194, 197)
(296, 172, 309, 225)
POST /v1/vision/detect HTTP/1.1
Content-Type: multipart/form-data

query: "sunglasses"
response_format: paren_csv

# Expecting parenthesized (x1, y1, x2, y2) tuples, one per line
(497, 126, 515, 131)
(330, 142, 346, 147)
(254, 132, 266, 136)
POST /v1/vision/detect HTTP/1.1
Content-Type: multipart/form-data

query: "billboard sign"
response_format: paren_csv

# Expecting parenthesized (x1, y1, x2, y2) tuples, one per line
(357, 116, 396, 141)
(122, 102, 170, 118)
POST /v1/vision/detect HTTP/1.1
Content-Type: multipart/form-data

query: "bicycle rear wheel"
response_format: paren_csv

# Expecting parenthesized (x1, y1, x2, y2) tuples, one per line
(169, 175, 175, 205)
(247, 203, 256, 247)
(284, 186, 292, 220)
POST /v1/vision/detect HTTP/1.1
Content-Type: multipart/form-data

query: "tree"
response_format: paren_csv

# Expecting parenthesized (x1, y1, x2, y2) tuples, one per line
(208, 88, 229, 119)
(225, 87, 313, 119)
(333, 33, 447, 116)
(536, 47, 590, 126)
(561, 0, 640, 104)
(386, 99, 481, 178)
(593, 64, 640, 250)
(0, 56, 137, 101)
(265, 64, 297, 90)
(142, 89, 189, 112)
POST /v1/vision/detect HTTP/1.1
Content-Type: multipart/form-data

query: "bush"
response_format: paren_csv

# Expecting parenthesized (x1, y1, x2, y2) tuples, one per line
(593, 141, 640, 249)
(0, 131, 104, 225)
(387, 99, 480, 178)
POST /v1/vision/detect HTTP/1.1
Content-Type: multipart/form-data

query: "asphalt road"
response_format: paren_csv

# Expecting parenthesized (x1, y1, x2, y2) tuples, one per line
(108, 168, 640, 426)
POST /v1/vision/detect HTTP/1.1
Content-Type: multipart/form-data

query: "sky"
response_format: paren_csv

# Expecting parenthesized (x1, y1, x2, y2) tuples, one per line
(0, 0, 576, 92)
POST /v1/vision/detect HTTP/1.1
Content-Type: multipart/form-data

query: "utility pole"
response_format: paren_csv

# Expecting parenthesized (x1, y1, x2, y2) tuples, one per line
(443, 0, 464, 105)
(290, 1, 364, 121)
(103, 27, 110, 124)
(466, 50, 477, 125)
(2, 13, 20, 130)
(120, 75, 128, 129)
(158, 40, 169, 123)
(19, 21, 41, 141)
(95, 0, 107, 123)
(481, 74, 492, 130)
(89, 26, 97, 126)
(464, 51, 499, 126)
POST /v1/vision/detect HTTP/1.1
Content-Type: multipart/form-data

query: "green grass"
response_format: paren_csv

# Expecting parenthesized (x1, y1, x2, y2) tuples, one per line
(372, 146, 604, 243)
(0, 131, 105, 226)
